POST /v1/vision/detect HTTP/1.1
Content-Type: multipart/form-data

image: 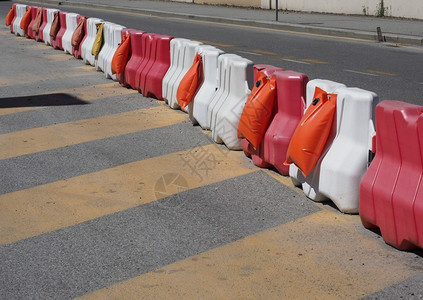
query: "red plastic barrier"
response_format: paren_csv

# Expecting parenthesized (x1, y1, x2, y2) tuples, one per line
(117, 29, 137, 86)
(26, 6, 39, 39)
(134, 33, 155, 91)
(124, 30, 146, 89)
(34, 8, 47, 42)
(72, 16, 87, 59)
(242, 66, 308, 175)
(51, 11, 67, 50)
(143, 34, 173, 100)
(360, 100, 423, 250)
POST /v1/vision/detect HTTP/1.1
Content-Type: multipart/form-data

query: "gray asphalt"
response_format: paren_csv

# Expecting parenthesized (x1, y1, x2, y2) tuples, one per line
(0, 171, 319, 299)
(15, 0, 423, 106)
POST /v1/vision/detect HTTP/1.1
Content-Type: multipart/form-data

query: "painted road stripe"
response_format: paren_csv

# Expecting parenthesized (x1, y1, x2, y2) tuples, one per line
(344, 69, 379, 76)
(78, 210, 418, 299)
(196, 39, 233, 48)
(0, 144, 255, 246)
(0, 82, 137, 116)
(301, 58, 330, 64)
(45, 54, 74, 62)
(237, 50, 262, 56)
(366, 69, 399, 76)
(253, 49, 278, 56)
(0, 105, 186, 160)
(283, 58, 311, 65)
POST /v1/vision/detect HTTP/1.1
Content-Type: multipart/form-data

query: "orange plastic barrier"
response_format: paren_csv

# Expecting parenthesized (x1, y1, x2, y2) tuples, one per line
(6, 5, 15, 27)
(285, 87, 337, 177)
(20, 7, 31, 31)
(71, 16, 85, 47)
(112, 32, 131, 74)
(177, 53, 203, 110)
(238, 71, 276, 149)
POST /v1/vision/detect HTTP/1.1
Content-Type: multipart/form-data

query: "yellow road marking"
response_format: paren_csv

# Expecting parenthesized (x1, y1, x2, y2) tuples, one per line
(196, 39, 233, 48)
(0, 105, 186, 160)
(0, 145, 255, 245)
(23, 43, 51, 50)
(0, 77, 10, 86)
(78, 210, 418, 299)
(76, 65, 96, 70)
(366, 69, 399, 76)
(301, 58, 330, 64)
(45, 54, 73, 62)
(253, 49, 278, 56)
(0, 82, 137, 116)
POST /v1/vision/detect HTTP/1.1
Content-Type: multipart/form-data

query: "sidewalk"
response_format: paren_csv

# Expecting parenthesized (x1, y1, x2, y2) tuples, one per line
(17, 0, 423, 46)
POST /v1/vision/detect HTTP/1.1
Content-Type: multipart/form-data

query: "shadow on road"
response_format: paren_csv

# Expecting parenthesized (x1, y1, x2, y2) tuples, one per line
(0, 93, 89, 108)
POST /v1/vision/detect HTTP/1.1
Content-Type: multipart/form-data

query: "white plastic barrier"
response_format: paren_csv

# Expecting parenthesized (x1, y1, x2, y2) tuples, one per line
(43, 8, 59, 46)
(104, 25, 125, 80)
(166, 40, 202, 110)
(189, 45, 224, 126)
(289, 79, 378, 213)
(162, 38, 190, 103)
(13, 4, 27, 37)
(81, 18, 104, 66)
(96, 22, 119, 72)
(62, 13, 80, 55)
(204, 54, 237, 130)
(210, 55, 253, 150)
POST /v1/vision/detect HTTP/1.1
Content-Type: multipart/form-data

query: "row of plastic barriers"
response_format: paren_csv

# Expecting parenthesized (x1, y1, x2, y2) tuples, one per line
(6, 4, 423, 251)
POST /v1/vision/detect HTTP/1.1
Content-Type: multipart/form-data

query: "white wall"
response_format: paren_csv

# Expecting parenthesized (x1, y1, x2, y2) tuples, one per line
(261, 0, 423, 19)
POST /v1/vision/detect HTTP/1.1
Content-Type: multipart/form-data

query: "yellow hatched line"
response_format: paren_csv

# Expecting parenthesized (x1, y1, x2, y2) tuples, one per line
(0, 145, 255, 246)
(0, 82, 137, 116)
(0, 105, 186, 160)
(77, 210, 418, 299)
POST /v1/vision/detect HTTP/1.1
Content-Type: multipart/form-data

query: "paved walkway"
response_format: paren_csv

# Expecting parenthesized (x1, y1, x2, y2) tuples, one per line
(18, 0, 423, 45)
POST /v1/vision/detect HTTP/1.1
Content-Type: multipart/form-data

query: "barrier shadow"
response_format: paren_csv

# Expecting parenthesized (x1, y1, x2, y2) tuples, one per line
(0, 93, 89, 108)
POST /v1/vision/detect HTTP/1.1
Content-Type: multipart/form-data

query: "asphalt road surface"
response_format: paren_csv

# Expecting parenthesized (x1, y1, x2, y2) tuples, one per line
(1, 2, 423, 299)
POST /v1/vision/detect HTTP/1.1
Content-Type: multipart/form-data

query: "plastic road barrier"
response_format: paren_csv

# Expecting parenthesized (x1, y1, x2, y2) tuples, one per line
(360, 100, 423, 250)
(142, 34, 173, 100)
(42, 8, 58, 46)
(36, 8, 48, 42)
(116, 28, 138, 85)
(104, 24, 126, 79)
(13, 4, 27, 37)
(242, 67, 308, 173)
(166, 40, 202, 109)
(62, 13, 79, 54)
(123, 30, 146, 89)
(210, 55, 254, 150)
(72, 16, 88, 59)
(162, 38, 191, 103)
(51, 11, 68, 50)
(290, 80, 377, 213)
(189, 45, 224, 126)
(26, 6, 39, 39)
(81, 18, 103, 65)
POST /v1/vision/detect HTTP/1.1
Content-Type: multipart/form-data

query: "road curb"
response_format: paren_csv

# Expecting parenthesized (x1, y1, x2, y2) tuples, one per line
(15, 0, 423, 46)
